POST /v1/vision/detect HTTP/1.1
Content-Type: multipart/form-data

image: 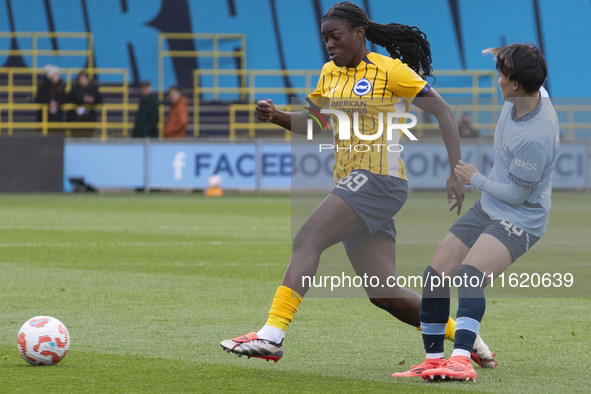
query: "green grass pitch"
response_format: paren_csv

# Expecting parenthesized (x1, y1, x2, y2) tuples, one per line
(0, 191, 589, 392)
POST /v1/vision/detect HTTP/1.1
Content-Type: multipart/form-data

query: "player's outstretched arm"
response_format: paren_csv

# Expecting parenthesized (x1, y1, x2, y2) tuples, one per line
(412, 88, 465, 215)
(455, 161, 532, 206)
(255, 99, 324, 135)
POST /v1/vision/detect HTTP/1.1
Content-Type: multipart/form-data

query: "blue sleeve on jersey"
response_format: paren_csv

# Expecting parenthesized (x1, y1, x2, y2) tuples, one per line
(508, 142, 547, 188)
(416, 83, 431, 97)
(471, 172, 531, 206)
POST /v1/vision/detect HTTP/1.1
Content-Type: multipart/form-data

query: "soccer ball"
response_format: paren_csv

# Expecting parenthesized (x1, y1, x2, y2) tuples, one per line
(17, 316, 70, 366)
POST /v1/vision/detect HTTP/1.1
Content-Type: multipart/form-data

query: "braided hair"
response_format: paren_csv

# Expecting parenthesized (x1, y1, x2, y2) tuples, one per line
(322, 1, 433, 80)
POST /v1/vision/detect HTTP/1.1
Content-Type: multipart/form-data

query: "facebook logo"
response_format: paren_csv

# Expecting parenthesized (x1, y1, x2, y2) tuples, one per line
(172, 152, 187, 180)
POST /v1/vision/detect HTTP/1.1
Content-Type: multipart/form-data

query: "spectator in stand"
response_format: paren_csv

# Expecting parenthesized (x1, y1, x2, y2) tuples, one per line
(164, 85, 188, 138)
(66, 70, 103, 137)
(133, 80, 159, 138)
(35, 64, 66, 123)
(458, 112, 480, 138)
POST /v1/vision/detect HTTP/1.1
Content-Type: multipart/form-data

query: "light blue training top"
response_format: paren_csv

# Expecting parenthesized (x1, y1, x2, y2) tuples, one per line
(470, 87, 560, 237)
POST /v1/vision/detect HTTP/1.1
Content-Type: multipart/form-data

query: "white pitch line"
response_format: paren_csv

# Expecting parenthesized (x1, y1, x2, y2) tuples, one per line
(0, 224, 288, 231)
(0, 239, 586, 247)
(397, 239, 589, 247)
(0, 240, 289, 248)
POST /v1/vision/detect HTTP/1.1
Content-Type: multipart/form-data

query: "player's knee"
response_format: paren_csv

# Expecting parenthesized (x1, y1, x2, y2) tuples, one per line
(292, 222, 328, 252)
(292, 229, 306, 252)
(292, 225, 316, 252)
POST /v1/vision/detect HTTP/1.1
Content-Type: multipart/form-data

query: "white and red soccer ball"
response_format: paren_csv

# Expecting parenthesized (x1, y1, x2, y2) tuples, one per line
(17, 316, 70, 366)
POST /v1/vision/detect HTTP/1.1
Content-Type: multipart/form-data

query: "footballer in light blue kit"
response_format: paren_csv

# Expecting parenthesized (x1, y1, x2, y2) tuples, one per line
(474, 85, 559, 238)
(393, 43, 560, 382)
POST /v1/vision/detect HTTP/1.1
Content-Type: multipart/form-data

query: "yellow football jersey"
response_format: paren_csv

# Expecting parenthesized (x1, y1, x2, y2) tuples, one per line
(307, 52, 429, 181)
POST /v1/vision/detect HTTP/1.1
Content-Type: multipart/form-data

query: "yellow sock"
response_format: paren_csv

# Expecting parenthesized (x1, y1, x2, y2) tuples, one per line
(444, 317, 456, 341)
(265, 286, 303, 331)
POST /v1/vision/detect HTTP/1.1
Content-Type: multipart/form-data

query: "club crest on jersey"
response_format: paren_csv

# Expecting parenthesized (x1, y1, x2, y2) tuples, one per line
(353, 78, 372, 96)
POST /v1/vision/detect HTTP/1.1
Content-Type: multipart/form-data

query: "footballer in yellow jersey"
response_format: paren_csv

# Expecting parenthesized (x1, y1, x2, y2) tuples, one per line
(307, 51, 430, 181)
(221, 1, 493, 370)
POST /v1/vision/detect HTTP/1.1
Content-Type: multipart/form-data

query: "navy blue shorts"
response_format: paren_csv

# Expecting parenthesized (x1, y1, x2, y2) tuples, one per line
(330, 169, 408, 254)
(449, 200, 540, 262)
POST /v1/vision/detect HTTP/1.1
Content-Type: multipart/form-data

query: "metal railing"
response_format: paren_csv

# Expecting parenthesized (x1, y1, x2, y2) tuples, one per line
(226, 103, 503, 141)
(158, 32, 246, 101)
(0, 32, 93, 89)
(2, 62, 589, 140)
(0, 67, 130, 136)
(0, 103, 169, 139)
(215, 69, 499, 140)
(228, 103, 291, 140)
(226, 99, 591, 141)
(193, 68, 318, 137)
(554, 104, 591, 141)
(432, 70, 498, 98)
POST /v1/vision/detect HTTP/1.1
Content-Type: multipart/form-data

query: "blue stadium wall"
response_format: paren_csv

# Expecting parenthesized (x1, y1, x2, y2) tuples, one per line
(0, 0, 589, 97)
